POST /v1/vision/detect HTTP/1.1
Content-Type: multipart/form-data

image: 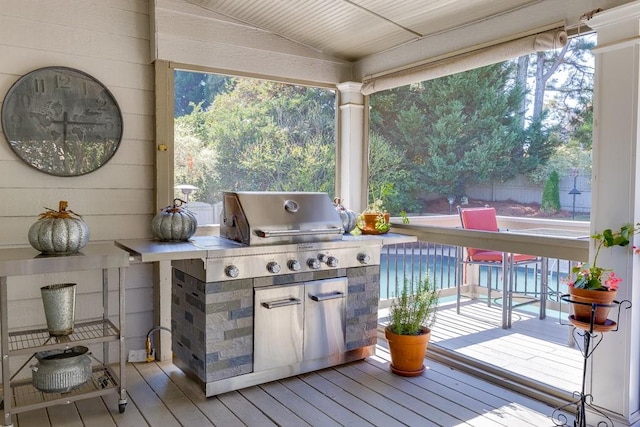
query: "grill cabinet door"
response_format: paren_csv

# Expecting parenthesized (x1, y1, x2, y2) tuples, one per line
(254, 284, 304, 372)
(303, 278, 347, 361)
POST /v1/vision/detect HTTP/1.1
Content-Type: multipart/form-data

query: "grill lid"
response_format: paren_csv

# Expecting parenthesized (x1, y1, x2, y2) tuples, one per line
(220, 191, 344, 245)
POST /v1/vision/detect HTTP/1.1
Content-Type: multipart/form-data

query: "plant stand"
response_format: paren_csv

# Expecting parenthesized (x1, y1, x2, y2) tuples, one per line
(552, 294, 631, 427)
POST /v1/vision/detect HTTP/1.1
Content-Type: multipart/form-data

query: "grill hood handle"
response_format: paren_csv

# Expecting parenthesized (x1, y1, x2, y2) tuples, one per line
(254, 227, 343, 238)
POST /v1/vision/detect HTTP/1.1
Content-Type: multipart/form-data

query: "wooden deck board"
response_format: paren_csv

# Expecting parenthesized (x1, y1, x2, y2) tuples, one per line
(350, 359, 515, 427)
(74, 397, 116, 427)
(238, 385, 312, 427)
(258, 380, 342, 427)
(335, 363, 481, 426)
(216, 390, 280, 426)
(157, 361, 246, 427)
(316, 367, 441, 426)
(135, 361, 213, 426)
(277, 376, 375, 427)
(424, 300, 583, 393)
(15, 408, 49, 427)
(102, 391, 149, 427)
(120, 361, 181, 427)
(369, 349, 556, 427)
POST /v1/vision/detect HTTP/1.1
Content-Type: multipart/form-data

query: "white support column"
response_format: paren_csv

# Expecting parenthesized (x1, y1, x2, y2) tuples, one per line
(336, 82, 367, 213)
(588, 3, 640, 425)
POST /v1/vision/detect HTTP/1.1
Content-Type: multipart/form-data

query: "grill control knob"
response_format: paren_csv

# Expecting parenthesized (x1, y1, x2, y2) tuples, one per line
(357, 253, 371, 265)
(288, 260, 301, 271)
(317, 253, 328, 263)
(266, 261, 281, 274)
(307, 258, 321, 269)
(326, 256, 339, 268)
(225, 265, 240, 278)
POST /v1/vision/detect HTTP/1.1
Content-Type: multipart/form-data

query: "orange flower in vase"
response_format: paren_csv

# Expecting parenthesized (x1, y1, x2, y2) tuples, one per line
(357, 183, 393, 234)
(567, 223, 640, 325)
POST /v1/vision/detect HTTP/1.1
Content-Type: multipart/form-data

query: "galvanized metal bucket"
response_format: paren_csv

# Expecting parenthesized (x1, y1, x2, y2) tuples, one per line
(40, 283, 76, 336)
(31, 346, 91, 393)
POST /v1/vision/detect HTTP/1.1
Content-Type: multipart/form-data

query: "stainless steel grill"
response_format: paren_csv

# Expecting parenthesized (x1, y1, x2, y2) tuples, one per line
(171, 191, 383, 397)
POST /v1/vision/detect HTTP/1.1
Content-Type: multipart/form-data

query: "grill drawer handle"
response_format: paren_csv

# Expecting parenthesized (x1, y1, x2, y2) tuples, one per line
(261, 298, 302, 309)
(309, 291, 345, 302)
(254, 228, 343, 238)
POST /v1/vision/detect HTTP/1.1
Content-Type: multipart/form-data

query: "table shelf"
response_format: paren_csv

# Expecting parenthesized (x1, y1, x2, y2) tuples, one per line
(8, 320, 120, 356)
(3, 365, 119, 415)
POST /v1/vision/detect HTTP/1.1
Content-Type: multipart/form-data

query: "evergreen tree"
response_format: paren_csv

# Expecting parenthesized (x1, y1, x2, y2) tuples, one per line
(371, 63, 526, 200)
(541, 170, 561, 213)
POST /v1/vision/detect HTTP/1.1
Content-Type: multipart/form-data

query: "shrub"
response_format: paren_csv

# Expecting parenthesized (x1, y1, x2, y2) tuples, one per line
(541, 170, 561, 213)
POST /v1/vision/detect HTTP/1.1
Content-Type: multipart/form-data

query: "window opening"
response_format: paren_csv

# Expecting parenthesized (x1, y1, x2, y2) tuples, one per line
(173, 71, 336, 225)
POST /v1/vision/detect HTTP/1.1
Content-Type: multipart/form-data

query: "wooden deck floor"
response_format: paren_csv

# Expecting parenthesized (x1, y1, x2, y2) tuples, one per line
(10, 343, 572, 427)
(8, 298, 582, 427)
(425, 299, 583, 395)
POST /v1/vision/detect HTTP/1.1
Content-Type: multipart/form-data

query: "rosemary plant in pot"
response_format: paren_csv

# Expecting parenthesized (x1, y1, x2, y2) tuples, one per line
(385, 276, 439, 376)
(568, 222, 640, 326)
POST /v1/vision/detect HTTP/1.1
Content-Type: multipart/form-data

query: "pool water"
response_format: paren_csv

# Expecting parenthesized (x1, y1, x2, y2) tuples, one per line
(379, 252, 569, 301)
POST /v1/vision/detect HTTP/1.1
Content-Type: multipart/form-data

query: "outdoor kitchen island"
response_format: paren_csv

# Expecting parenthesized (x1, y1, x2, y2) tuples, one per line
(116, 191, 416, 397)
(117, 232, 413, 396)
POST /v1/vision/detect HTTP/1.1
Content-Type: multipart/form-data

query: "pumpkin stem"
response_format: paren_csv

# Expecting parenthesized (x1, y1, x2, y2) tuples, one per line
(38, 201, 82, 220)
(173, 198, 187, 207)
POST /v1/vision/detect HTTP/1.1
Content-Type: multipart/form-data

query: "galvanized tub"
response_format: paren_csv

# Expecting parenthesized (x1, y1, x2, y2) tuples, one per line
(40, 283, 76, 336)
(31, 346, 91, 393)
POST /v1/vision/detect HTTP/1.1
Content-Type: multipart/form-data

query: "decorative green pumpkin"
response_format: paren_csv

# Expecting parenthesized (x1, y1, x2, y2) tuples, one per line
(333, 197, 358, 234)
(28, 201, 90, 255)
(152, 199, 197, 242)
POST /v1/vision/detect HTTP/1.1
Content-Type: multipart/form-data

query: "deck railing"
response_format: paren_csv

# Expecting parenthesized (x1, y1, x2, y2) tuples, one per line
(380, 216, 590, 315)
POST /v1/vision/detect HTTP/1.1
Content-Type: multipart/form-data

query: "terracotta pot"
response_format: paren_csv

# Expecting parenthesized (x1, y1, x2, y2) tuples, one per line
(385, 326, 431, 376)
(359, 212, 391, 234)
(568, 287, 617, 324)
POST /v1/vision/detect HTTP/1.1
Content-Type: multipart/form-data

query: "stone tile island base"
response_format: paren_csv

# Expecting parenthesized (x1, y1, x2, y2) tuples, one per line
(171, 265, 381, 396)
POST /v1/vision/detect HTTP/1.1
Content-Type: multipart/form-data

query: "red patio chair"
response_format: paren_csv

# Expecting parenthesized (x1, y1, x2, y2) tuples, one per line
(457, 207, 541, 328)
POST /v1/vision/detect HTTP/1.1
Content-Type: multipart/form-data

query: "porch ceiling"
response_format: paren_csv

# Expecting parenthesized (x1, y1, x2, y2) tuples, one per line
(186, 0, 541, 61)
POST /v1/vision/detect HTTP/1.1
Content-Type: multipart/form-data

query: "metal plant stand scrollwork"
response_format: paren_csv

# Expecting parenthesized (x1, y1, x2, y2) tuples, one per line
(552, 294, 631, 427)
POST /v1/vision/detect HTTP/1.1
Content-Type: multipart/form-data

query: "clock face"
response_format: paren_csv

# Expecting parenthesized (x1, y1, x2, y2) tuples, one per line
(1, 66, 123, 177)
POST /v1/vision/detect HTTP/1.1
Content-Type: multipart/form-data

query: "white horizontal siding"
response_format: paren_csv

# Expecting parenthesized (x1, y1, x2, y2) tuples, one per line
(0, 0, 155, 352)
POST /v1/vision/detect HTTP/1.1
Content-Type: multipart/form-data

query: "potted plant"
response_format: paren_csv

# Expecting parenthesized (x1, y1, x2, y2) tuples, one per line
(358, 183, 393, 234)
(385, 276, 439, 376)
(567, 222, 640, 325)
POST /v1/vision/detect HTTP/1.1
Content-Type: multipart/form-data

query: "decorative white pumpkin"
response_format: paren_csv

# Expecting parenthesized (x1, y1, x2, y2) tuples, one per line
(333, 197, 358, 234)
(151, 199, 197, 242)
(28, 201, 90, 255)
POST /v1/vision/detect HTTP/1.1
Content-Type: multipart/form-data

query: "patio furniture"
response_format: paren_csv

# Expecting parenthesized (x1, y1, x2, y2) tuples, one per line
(457, 207, 542, 328)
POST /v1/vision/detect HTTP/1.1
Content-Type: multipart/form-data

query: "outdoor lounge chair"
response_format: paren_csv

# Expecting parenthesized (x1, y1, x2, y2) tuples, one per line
(457, 206, 541, 328)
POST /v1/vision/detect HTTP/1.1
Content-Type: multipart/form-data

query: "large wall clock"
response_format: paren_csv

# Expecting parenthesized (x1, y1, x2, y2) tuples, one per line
(1, 66, 123, 177)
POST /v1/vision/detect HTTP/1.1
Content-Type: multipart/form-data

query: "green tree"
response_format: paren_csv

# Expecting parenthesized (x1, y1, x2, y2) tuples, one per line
(174, 112, 218, 204)
(517, 34, 594, 182)
(177, 78, 336, 202)
(370, 64, 528, 206)
(368, 132, 421, 214)
(174, 71, 232, 117)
